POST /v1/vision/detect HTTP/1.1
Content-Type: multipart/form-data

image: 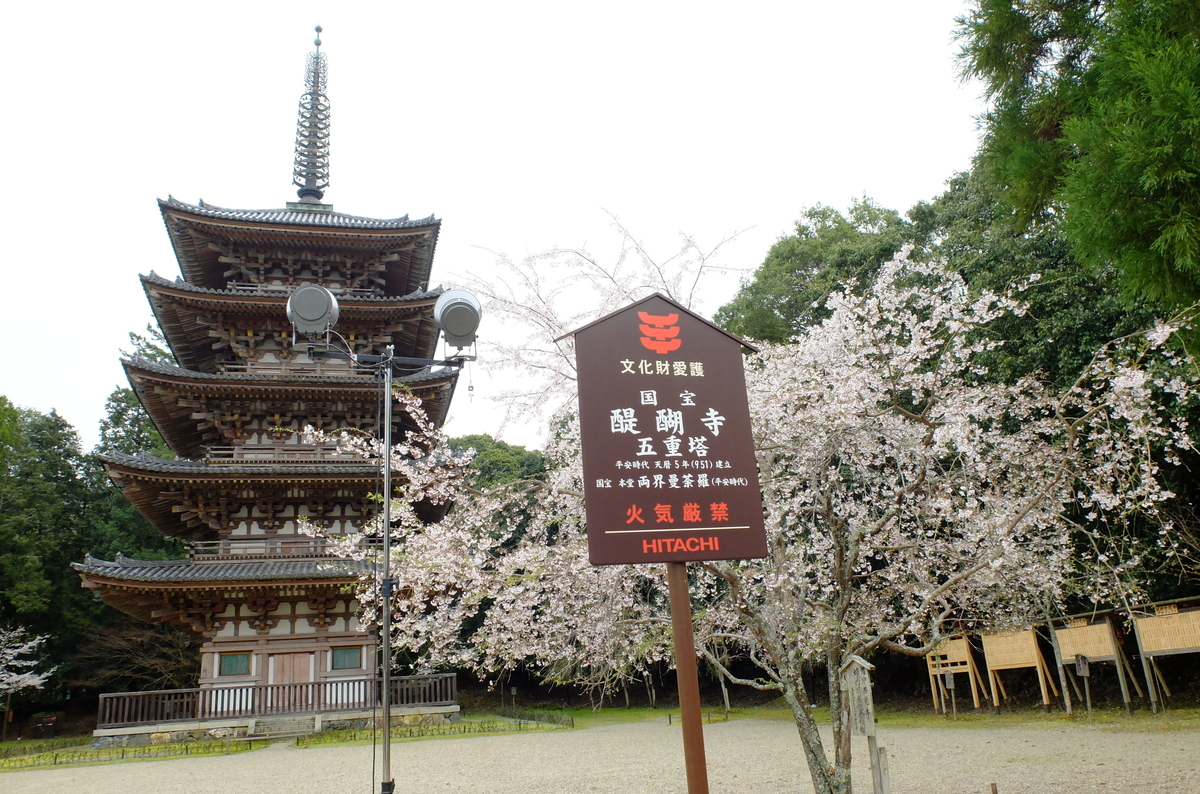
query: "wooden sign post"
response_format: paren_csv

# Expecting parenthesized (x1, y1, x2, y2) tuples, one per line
(1075, 654, 1092, 720)
(565, 294, 768, 794)
(843, 656, 891, 794)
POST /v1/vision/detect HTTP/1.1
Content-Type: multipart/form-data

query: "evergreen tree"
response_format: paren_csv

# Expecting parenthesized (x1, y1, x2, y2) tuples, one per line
(959, 0, 1200, 308)
(714, 198, 911, 342)
(448, 434, 544, 489)
(911, 170, 1157, 388)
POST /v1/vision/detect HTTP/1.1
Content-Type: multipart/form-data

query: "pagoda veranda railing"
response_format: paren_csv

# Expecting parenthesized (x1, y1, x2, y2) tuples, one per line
(216, 359, 378, 377)
(203, 444, 372, 464)
(186, 538, 337, 559)
(96, 674, 457, 728)
(226, 281, 380, 298)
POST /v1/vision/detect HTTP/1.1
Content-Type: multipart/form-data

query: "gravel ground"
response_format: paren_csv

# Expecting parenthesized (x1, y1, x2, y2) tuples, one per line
(3, 719, 1197, 794)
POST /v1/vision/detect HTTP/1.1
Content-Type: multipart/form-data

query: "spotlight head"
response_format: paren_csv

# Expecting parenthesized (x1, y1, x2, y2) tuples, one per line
(287, 284, 340, 334)
(434, 290, 482, 348)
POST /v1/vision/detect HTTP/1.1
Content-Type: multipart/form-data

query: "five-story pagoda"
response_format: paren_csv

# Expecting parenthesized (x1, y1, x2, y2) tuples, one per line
(74, 32, 460, 738)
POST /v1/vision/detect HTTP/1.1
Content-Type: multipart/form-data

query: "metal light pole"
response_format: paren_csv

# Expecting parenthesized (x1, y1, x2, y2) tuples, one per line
(289, 285, 480, 794)
(379, 345, 395, 794)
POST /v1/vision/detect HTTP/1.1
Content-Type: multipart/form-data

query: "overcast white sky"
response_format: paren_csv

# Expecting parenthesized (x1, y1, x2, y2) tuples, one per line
(3, 1, 987, 452)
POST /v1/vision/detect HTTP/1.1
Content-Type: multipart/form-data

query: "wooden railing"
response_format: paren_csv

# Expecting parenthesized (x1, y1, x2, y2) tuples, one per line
(218, 360, 377, 378)
(97, 674, 457, 728)
(187, 539, 333, 560)
(204, 445, 372, 465)
(227, 282, 381, 297)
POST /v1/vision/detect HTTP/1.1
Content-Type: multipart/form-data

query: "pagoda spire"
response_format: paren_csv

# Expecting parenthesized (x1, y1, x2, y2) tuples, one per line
(292, 26, 330, 204)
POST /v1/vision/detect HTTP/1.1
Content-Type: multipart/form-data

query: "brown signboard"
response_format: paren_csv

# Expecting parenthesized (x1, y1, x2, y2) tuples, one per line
(569, 294, 768, 565)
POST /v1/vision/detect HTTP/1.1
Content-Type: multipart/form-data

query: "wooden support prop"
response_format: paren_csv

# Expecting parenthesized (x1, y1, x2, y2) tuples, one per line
(1151, 657, 1172, 701)
(1063, 660, 1084, 700)
(667, 562, 709, 794)
(867, 734, 886, 794)
(876, 745, 892, 794)
(844, 655, 890, 794)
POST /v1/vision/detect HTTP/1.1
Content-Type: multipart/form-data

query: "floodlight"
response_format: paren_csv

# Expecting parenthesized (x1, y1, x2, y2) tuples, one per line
(287, 284, 340, 334)
(433, 290, 482, 348)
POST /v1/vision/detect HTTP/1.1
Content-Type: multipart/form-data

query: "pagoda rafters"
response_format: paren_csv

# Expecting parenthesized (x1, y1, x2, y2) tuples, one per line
(292, 25, 331, 204)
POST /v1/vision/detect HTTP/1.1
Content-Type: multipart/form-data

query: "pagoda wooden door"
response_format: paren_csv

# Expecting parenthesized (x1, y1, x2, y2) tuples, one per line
(268, 652, 314, 711)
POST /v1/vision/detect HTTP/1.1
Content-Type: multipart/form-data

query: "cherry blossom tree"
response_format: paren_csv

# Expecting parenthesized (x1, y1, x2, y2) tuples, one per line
(694, 256, 1196, 794)
(302, 226, 748, 695)
(310, 239, 1197, 794)
(297, 389, 478, 660)
(460, 217, 747, 433)
(1, 626, 53, 696)
(452, 250, 1195, 794)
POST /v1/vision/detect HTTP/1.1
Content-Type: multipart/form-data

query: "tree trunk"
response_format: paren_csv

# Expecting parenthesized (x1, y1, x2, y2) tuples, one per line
(827, 657, 854, 794)
(782, 676, 851, 794)
(718, 668, 731, 718)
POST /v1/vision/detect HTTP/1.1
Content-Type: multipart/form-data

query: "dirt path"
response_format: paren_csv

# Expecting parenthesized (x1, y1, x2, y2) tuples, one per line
(3, 719, 1197, 793)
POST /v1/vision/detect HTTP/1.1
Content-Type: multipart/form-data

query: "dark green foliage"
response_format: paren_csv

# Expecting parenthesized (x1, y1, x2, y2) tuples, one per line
(956, 0, 1103, 222)
(122, 323, 175, 365)
(1059, 1, 1200, 307)
(448, 434, 544, 488)
(714, 199, 912, 343)
(96, 388, 173, 459)
(99, 323, 176, 458)
(959, 0, 1200, 308)
(717, 170, 1152, 390)
(0, 398, 184, 695)
(911, 170, 1156, 388)
(0, 403, 90, 618)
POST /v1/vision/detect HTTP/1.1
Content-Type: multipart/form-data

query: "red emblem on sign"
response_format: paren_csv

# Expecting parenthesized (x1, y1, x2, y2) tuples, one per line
(638, 312, 682, 354)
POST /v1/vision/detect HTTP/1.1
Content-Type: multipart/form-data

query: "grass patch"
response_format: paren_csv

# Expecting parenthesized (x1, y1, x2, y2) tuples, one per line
(304, 714, 572, 748)
(0, 735, 92, 760)
(872, 704, 1200, 732)
(561, 705, 782, 730)
(553, 701, 1200, 735)
(0, 739, 257, 771)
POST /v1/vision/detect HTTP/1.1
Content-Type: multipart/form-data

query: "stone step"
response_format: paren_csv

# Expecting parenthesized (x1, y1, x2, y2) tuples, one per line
(250, 716, 315, 738)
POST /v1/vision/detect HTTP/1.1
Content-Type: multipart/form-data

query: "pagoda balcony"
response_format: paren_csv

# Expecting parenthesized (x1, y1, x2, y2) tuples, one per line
(95, 674, 458, 732)
(204, 444, 376, 465)
(186, 538, 346, 560)
(227, 280, 382, 298)
(217, 359, 378, 378)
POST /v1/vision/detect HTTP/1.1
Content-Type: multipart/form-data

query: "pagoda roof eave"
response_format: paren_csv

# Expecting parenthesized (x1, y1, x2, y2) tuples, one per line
(159, 197, 440, 294)
(98, 449, 380, 478)
(123, 355, 458, 389)
(98, 450, 455, 539)
(141, 273, 445, 371)
(73, 552, 367, 585)
(141, 270, 445, 306)
(160, 196, 438, 232)
(122, 356, 457, 458)
(73, 554, 367, 631)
